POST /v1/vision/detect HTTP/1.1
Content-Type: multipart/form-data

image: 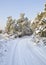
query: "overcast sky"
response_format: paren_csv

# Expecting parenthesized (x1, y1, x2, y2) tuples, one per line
(0, 0, 46, 29)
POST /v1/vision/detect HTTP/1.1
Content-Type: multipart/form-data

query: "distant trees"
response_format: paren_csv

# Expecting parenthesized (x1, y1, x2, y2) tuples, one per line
(5, 16, 16, 34)
(5, 16, 13, 34)
(5, 13, 33, 37)
(1, 6, 46, 38)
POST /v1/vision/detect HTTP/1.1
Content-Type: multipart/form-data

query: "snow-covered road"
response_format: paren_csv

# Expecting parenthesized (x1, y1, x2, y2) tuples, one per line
(0, 36, 46, 65)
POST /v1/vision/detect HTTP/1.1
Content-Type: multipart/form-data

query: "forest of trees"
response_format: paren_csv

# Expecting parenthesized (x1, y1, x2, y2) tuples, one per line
(5, 13, 33, 37)
(0, 4, 46, 37)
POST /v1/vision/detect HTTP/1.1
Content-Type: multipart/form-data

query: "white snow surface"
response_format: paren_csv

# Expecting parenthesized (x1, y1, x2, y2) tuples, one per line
(0, 35, 46, 65)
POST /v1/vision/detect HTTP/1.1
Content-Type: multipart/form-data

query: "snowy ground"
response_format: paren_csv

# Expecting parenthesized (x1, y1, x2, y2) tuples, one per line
(0, 35, 46, 65)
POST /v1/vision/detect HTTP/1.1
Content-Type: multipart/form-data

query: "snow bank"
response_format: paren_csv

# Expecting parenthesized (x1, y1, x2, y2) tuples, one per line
(0, 35, 46, 65)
